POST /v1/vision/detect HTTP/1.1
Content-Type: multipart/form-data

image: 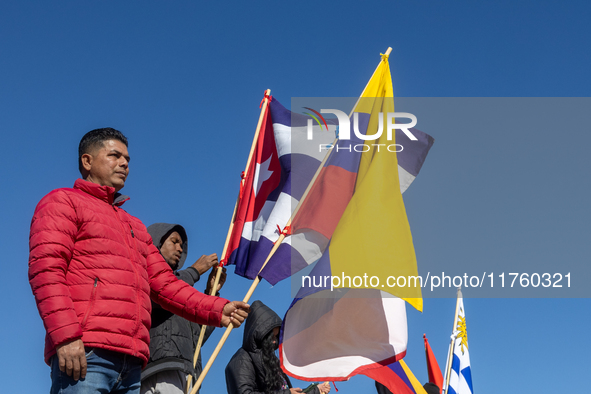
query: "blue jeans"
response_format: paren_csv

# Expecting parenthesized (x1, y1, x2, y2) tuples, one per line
(50, 347, 142, 394)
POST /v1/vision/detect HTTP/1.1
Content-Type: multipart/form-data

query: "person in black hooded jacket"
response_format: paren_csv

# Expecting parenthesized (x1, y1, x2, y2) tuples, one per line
(225, 300, 330, 394)
(141, 223, 226, 394)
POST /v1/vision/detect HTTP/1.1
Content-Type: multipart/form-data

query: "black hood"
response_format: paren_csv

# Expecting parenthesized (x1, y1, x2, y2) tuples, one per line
(147, 223, 188, 270)
(242, 300, 282, 353)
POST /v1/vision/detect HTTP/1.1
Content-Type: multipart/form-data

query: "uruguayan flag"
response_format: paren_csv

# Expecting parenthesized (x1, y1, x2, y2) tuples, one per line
(447, 295, 473, 394)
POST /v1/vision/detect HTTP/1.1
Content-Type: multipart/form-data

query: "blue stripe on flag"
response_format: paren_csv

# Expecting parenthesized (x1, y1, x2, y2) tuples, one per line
(451, 354, 460, 374)
(233, 237, 277, 279)
(269, 99, 297, 126)
(388, 362, 414, 392)
(294, 244, 333, 299)
(320, 113, 367, 173)
(461, 366, 473, 392)
(396, 128, 435, 177)
(259, 242, 308, 285)
(289, 153, 322, 200)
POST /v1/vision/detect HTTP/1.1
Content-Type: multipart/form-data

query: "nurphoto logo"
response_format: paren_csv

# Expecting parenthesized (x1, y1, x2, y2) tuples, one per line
(304, 108, 418, 153)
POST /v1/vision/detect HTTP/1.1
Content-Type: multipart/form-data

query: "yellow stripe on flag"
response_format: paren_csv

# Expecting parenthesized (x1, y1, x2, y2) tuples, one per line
(400, 360, 429, 394)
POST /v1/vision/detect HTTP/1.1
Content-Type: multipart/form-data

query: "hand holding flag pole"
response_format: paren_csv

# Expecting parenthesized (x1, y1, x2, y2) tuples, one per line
(186, 89, 272, 394)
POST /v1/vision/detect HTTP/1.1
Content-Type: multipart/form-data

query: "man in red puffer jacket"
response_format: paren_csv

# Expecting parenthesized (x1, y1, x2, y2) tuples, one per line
(28, 127, 250, 394)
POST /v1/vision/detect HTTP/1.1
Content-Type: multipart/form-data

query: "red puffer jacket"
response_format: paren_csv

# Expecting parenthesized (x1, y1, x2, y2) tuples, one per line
(28, 179, 229, 365)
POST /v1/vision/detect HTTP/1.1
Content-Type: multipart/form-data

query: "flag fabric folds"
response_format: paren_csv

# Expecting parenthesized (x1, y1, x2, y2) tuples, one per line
(319, 57, 422, 308)
(262, 65, 434, 306)
(424, 334, 443, 393)
(225, 96, 282, 278)
(227, 91, 433, 288)
(280, 54, 433, 382)
(363, 359, 428, 394)
(272, 56, 432, 309)
(446, 295, 473, 394)
(280, 288, 408, 381)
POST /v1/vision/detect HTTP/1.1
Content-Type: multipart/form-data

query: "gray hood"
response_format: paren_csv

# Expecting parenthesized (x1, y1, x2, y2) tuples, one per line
(147, 223, 188, 270)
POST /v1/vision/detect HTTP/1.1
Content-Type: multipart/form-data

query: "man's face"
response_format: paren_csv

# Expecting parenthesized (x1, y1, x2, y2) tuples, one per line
(81, 139, 130, 192)
(160, 231, 183, 269)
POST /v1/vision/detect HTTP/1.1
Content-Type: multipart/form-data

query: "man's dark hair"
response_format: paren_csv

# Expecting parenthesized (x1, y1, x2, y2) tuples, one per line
(78, 127, 128, 175)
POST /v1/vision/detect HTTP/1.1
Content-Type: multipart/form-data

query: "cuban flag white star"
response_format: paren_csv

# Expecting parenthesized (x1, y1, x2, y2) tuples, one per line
(253, 154, 275, 197)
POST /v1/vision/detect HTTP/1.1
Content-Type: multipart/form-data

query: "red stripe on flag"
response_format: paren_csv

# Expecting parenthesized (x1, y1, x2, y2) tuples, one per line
(225, 103, 280, 262)
(292, 165, 356, 239)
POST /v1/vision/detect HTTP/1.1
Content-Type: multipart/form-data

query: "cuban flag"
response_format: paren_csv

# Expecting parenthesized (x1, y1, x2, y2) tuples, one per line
(226, 97, 335, 281)
(446, 294, 473, 394)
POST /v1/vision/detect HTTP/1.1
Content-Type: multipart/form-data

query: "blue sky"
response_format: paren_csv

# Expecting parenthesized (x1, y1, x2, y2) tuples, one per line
(1, 1, 590, 392)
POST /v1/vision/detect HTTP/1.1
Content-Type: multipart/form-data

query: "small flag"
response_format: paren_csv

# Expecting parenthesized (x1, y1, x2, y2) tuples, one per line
(445, 293, 473, 394)
(423, 334, 443, 393)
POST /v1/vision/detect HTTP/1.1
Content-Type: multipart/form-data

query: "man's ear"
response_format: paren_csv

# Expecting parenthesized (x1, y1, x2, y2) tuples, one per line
(81, 153, 93, 173)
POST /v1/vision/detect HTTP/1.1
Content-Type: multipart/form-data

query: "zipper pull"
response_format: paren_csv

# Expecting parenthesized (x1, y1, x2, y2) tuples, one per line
(128, 223, 135, 238)
(94, 277, 98, 287)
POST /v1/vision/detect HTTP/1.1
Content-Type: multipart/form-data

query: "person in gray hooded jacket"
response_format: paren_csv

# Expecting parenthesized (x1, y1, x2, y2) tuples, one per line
(141, 223, 226, 394)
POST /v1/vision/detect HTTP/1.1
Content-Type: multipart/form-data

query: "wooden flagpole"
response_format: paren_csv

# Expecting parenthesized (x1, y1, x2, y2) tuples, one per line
(443, 287, 462, 394)
(191, 48, 393, 394)
(185, 89, 272, 394)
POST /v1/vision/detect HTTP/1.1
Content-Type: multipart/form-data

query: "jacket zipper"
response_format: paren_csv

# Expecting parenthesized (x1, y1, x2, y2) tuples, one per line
(127, 221, 144, 337)
(82, 277, 99, 327)
(112, 205, 142, 356)
(128, 221, 144, 339)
